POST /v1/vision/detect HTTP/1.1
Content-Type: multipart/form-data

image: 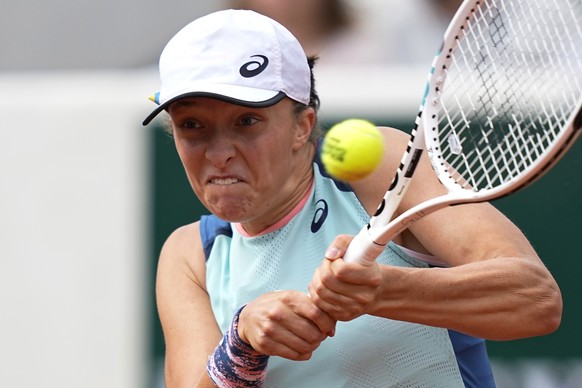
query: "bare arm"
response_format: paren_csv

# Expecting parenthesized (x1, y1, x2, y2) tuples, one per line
(157, 222, 336, 387)
(156, 222, 221, 387)
(308, 126, 562, 340)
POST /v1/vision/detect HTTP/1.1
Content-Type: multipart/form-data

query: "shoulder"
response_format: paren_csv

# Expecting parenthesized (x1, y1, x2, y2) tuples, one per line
(158, 221, 207, 289)
(162, 221, 202, 255)
(199, 215, 233, 261)
(348, 126, 410, 214)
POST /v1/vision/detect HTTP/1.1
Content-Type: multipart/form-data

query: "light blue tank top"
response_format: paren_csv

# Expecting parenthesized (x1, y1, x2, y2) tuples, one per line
(203, 159, 495, 387)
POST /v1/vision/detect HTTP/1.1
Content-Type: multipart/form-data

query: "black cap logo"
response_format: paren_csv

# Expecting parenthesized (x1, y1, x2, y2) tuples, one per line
(240, 55, 269, 78)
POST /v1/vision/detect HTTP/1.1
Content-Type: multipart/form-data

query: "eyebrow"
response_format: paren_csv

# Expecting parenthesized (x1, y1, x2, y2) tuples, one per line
(171, 99, 200, 109)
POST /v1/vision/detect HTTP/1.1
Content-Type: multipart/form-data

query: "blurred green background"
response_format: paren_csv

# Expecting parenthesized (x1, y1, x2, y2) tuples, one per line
(148, 115, 582, 373)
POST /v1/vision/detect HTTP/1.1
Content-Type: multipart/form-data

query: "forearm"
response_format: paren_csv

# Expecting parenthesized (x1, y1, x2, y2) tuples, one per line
(370, 257, 562, 340)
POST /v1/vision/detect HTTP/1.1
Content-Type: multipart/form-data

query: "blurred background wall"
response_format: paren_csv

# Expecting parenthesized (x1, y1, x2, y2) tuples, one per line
(1, 1, 580, 387)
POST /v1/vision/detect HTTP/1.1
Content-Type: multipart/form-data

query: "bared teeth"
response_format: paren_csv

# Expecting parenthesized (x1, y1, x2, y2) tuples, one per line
(211, 178, 239, 185)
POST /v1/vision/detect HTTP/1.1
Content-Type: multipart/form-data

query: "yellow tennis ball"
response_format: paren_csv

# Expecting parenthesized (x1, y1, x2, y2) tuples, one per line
(321, 119, 384, 181)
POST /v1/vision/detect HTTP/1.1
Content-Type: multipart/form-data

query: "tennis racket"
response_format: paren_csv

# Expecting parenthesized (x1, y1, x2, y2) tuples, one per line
(344, 0, 582, 265)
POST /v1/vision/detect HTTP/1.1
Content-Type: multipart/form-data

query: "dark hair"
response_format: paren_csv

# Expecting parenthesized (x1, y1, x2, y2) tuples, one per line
(292, 56, 324, 143)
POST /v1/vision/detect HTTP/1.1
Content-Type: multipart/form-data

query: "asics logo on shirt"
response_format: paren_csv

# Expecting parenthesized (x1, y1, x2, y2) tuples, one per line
(239, 55, 269, 77)
(311, 199, 328, 233)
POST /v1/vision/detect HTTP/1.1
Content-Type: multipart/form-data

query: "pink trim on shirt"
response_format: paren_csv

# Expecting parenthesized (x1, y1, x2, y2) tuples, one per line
(234, 181, 314, 237)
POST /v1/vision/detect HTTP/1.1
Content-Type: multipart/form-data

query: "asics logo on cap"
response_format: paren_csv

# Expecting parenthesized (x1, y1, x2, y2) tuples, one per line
(239, 55, 269, 78)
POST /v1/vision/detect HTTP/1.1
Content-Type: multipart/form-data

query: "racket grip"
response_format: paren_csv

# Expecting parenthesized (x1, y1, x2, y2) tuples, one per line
(343, 227, 386, 266)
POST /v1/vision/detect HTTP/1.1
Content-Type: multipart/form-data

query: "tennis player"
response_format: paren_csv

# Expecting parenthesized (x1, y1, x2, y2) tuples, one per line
(146, 9, 562, 387)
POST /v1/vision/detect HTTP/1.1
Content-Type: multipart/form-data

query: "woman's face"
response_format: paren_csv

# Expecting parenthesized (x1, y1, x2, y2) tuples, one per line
(168, 97, 314, 233)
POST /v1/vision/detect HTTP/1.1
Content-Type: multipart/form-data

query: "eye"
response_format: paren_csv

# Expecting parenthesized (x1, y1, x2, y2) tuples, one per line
(171, 118, 206, 139)
(238, 115, 259, 127)
(176, 119, 202, 130)
(184, 120, 201, 129)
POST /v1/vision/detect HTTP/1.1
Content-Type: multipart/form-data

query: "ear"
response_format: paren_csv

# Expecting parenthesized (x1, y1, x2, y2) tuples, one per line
(292, 107, 316, 150)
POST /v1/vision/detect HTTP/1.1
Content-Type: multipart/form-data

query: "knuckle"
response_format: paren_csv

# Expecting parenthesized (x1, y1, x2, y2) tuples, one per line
(353, 293, 371, 306)
(320, 270, 336, 286)
(304, 330, 324, 345)
(252, 333, 270, 351)
(295, 352, 313, 361)
(370, 273, 382, 287)
(333, 265, 353, 281)
(260, 320, 279, 338)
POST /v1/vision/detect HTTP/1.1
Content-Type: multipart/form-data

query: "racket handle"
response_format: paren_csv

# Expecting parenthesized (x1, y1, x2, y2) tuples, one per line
(343, 227, 386, 266)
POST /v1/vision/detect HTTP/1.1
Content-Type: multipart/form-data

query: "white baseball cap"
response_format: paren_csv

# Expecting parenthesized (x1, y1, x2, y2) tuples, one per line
(142, 9, 311, 125)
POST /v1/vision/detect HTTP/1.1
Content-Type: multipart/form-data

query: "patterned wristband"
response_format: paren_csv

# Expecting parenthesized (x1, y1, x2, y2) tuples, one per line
(207, 305, 270, 387)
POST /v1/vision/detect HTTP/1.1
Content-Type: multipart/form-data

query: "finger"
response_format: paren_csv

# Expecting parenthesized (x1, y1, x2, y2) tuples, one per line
(251, 326, 317, 361)
(253, 313, 328, 359)
(328, 258, 383, 288)
(308, 281, 360, 319)
(260, 292, 332, 342)
(325, 234, 354, 260)
(309, 266, 376, 321)
(282, 292, 336, 337)
(297, 297, 337, 336)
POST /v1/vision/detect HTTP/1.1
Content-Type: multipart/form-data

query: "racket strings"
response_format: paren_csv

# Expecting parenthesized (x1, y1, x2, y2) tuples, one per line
(436, 0, 582, 191)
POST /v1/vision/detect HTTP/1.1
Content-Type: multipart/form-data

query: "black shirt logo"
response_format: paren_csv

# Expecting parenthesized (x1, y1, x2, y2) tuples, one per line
(311, 199, 328, 233)
(239, 55, 269, 78)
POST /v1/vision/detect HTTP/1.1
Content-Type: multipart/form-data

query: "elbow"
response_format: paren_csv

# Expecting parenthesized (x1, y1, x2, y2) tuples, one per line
(525, 257, 564, 336)
(496, 284, 562, 341)
(536, 286, 563, 335)
(505, 260, 563, 339)
(524, 276, 563, 337)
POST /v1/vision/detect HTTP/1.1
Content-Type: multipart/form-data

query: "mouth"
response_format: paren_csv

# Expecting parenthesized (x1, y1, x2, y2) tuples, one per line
(209, 177, 241, 185)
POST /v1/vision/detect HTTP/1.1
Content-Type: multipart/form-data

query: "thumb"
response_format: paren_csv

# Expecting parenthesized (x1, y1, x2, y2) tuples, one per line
(324, 234, 354, 261)
(325, 246, 342, 260)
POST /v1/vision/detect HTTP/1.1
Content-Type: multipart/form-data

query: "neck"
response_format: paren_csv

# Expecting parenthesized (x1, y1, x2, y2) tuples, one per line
(239, 144, 316, 236)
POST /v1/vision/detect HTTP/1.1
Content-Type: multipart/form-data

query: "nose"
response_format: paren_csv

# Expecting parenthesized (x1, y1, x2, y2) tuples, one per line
(204, 132, 236, 169)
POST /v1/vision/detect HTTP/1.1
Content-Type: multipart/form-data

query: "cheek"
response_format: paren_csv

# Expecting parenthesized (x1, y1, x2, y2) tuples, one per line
(175, 136, 200, 163)
(175, 140, 203, 183)
(254, 138, 289, 169)
(253, 142, 295, 190)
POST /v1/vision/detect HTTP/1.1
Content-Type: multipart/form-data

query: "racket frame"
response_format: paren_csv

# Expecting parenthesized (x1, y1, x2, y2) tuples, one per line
(344, 0, 582, 265)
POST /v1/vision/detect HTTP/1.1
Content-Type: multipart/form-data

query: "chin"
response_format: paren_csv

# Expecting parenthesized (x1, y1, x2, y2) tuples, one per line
(207, 203, 250, 222)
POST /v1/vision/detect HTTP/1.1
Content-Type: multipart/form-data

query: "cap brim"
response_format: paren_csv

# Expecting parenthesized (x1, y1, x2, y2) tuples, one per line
(142, 91, 287, 126)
